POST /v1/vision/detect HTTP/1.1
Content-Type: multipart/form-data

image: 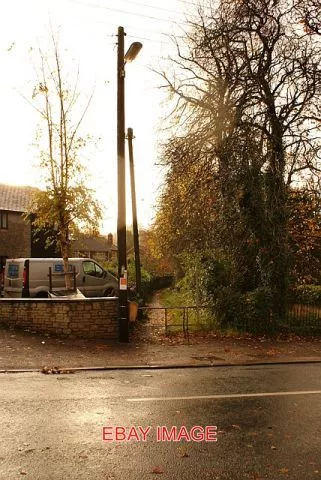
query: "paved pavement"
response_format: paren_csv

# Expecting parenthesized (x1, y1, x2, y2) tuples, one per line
(1, 323, 321, 371)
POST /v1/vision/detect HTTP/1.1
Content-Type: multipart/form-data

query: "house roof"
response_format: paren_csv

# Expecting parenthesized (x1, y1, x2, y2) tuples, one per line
(72, 235, 118, 253)
(0, 184, 37, 213)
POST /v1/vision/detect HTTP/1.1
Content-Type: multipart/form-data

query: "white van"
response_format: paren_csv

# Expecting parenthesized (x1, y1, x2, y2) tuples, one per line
(3, 258, 118, 298)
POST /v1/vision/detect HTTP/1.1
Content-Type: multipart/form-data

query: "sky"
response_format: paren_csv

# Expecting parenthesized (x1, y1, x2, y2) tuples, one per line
(0, 0, 199, 233)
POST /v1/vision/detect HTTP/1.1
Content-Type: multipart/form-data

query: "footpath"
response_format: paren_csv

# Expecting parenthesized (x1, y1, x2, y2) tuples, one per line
(1, 322, 321, 372)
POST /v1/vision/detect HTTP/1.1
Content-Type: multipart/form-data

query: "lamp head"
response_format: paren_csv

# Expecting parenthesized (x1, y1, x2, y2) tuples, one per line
(124, 42, 143, 63)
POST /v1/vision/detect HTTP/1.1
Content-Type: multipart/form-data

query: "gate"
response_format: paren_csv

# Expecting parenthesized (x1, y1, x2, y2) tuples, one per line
(138, 305, 215, 339)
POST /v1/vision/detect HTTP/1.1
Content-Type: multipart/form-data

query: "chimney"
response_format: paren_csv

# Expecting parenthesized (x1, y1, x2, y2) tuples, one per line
(107, 233, 113, 247)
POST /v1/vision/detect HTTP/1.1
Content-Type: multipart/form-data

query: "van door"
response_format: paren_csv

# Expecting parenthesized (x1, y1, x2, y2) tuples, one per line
(81, 260, 105, 297)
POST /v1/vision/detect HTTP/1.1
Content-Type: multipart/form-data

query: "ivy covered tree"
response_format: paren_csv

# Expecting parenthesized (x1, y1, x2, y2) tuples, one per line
(155, 0, 321, 329)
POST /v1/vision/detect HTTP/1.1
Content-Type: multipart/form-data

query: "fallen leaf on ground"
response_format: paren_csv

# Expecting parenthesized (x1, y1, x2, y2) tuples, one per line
(177, 446, 190, 458)
(243, 471, 263, 479)
(279, 467, 289, 474)
(266, 349, 280, 356)
(152, 467, 164, 474)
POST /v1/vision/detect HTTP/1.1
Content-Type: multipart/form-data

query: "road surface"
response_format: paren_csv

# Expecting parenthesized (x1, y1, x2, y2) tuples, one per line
(1, 364, 321, 479)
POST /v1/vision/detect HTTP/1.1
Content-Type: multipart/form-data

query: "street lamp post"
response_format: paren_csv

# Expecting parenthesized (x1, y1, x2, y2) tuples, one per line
(117, 26, 142, 342)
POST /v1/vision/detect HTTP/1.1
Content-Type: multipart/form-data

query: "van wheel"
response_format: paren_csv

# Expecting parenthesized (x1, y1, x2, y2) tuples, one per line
(36, 292, 48, 298)
(104, 288, 116, 297)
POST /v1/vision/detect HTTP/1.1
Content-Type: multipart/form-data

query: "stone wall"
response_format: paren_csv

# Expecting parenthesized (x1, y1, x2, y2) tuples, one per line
(0, 297, 119, 340)
(0, 211, 31, 259)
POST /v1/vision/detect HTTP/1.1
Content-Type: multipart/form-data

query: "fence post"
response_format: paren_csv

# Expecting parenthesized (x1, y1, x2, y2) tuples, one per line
(165, 308, 168, 335)
(186, 308, 189, 342)
(182, 308, 186, 338)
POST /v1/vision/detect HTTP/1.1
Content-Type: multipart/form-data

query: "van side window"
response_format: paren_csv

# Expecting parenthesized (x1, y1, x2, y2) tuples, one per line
(83, 261, 95, 276)
(83, 261, 104, 278)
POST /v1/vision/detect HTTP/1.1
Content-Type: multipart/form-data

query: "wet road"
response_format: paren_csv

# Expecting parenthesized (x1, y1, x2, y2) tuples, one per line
(1, 364, 321, 479)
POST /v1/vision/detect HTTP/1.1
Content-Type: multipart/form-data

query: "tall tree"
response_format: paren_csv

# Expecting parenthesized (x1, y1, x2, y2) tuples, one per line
(29, 38, 102, 289)
(155, 135, 219, 256)
(157, 0, 321, 324)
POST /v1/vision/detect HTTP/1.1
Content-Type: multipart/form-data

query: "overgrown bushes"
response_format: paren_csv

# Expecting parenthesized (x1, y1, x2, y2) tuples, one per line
(290, 285, 321, 306)
(214, 286, 275, 334)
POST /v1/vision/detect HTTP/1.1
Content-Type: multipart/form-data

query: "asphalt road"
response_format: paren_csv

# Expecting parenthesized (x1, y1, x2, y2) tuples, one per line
(1, 364, 321, 479)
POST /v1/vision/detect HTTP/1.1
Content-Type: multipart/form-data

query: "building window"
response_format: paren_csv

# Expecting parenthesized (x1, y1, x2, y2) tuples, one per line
(0, 211, 8, 229)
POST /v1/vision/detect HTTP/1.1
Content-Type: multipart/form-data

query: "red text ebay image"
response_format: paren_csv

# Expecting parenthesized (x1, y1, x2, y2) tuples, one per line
(102, 425, 218, 442)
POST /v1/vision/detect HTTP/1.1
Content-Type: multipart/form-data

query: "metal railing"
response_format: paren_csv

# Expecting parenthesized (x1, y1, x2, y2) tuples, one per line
(283, 303, 321, 334)
(139, 303, 321, 336)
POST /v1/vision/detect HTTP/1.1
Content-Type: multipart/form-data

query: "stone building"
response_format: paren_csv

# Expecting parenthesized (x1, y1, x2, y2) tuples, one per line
(71, 233, 118, 264)
(0, 184, 117, 276)
(0, 184, 36, 272)
(0, 183, 59, 273)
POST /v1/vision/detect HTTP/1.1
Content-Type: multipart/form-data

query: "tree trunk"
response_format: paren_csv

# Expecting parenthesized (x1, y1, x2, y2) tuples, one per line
(61, 230, 72, 290)
(264, 146, 289, 325)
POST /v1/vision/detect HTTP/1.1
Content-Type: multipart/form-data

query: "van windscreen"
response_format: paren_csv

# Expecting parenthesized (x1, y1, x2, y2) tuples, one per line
(8, 264, 19, 278)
